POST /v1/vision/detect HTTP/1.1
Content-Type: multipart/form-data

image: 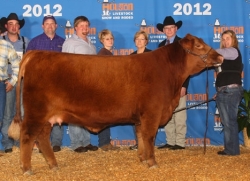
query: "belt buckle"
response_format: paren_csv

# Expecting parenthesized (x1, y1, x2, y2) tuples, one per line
(0, 79, 8, 83)
(228, 84, 238, 88)
(217, 86, 226, 92)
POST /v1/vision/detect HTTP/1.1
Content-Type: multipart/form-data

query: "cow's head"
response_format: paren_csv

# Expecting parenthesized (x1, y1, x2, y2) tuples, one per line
(179, 34, 223, 74)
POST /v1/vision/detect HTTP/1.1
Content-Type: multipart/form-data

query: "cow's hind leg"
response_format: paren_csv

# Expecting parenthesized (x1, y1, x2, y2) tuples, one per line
(20, 120, 44, 175)
(20, 128, 36, 175)
(36, 122, 58, 171)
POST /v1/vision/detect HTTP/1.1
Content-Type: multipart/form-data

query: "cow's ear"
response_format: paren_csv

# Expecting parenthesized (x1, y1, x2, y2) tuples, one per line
(180, 37, 194, 49)
(185, 33, 192, 38)
(179, 36, 189, 46)
(194, 37, 205, 49)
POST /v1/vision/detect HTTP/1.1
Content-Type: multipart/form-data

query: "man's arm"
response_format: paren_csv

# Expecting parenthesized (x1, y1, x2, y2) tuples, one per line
(62, 39, 75, 53)
(8, 47, 20, 86)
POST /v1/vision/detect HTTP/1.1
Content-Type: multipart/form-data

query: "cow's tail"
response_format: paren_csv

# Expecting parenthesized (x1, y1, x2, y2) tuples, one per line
(8, 52, 31, 140)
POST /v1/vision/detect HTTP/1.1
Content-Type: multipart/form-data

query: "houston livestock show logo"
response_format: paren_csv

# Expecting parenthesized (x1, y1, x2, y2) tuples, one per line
(186, 93, 208, 110)
(209, 19, 244, 43)
(97, 0, 135, 55)
(98, 0, 134, 20)
(184, 92, 212, 145)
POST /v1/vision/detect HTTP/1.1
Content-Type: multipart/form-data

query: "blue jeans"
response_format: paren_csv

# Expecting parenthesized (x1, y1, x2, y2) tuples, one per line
(98, 128, 111, 147)
(1, 85, 19, 149)
(0, 82, 6, 125)
(216, 85, 243, 155)
(68, 124, 90, 150)
(51, 124, 64, 147)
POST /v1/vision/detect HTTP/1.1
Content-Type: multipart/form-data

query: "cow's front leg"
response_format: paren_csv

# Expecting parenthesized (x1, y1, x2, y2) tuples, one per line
(140, 117, 159, 168)
(142, 134, 158, 168)
(135, 124, 144, 162)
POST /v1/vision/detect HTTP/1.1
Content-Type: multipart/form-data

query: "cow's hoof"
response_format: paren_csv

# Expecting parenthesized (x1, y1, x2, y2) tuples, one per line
(149, 164, 159, 169)
(23, 170, 34, 175)
(51, 166, 59, 171)
(141, 160, 147, 165)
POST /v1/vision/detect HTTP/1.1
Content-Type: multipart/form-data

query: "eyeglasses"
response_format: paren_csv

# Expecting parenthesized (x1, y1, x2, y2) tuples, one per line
(163, 26, 176, 30)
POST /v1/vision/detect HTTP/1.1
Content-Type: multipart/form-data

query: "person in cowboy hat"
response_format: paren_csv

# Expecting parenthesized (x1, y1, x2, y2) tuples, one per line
(0, 18, 7, 35)
(157, 16, 190, 151)
(0, 12, 29, 153)
(1, 13, 25, 29)
(156, 16, 182, 47)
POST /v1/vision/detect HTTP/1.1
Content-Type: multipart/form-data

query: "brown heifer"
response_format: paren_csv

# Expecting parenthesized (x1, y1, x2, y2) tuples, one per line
(10, 34, 222, 175)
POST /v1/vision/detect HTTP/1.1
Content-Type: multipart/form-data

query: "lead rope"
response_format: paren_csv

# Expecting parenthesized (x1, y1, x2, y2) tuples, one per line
(204, 67, 209, 154)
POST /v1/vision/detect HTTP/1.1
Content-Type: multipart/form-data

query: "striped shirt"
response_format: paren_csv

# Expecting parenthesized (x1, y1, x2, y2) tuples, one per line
(0, 39, 20, 86)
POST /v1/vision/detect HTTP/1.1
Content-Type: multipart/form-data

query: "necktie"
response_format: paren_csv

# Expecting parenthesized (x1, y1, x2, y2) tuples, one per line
(166, 39, 170, 45)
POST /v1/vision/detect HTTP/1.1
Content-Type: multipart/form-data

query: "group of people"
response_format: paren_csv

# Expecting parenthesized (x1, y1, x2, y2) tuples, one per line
(0, 13, 243, 156)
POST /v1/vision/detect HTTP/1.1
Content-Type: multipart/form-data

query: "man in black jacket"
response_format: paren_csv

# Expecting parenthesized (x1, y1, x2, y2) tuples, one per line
(157, 16, 190, 150)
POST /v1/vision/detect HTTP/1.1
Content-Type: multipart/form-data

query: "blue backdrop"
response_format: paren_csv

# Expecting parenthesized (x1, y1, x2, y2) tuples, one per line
(1, 0, 249, 149)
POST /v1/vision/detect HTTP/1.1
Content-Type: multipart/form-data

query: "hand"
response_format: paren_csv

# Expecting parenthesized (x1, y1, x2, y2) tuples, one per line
(180, 87, 186, 97)
(5, 81, 13, 93)
(219, 56, 224, 63)
(213, 93, 217, 100)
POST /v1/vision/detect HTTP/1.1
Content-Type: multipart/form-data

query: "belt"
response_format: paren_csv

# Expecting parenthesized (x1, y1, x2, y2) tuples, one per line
(0, 79, 8, 83)
(216, 84, 240, 92)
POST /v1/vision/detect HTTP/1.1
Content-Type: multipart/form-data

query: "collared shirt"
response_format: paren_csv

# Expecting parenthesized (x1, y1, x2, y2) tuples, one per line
(0, 34, 29, 74)
(26, 33, 65, 52)
(0, 39, 20, 86)
(0, 34, 29, 54)
(167, 35, 176, 44)
(216, 47, 238, 60)
(62, 34, 96, 54)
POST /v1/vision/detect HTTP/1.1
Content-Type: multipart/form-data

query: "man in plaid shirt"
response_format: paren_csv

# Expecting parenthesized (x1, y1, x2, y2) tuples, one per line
(0, 34, 20, 138)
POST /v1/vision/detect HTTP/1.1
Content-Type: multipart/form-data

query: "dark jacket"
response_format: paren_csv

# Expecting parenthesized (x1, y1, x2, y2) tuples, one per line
(97, 48, 113, 55)
(158, 35, 181, 48)
(131, 47, 151, 55)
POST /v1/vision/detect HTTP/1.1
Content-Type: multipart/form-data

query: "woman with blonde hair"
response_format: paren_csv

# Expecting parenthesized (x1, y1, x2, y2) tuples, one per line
(97, 29, 119, 151)
(215, 30, 243, 156)
(131, 30, 151, 54)
(98, 29, 114, 55)
(129, 30, 151, 150)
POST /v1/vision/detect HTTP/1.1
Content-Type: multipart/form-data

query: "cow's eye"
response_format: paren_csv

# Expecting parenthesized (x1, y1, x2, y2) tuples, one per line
(195, 44, 202, 49)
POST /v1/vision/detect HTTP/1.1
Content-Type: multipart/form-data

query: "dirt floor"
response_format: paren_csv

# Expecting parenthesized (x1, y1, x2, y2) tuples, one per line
(0, 145, 250, 181)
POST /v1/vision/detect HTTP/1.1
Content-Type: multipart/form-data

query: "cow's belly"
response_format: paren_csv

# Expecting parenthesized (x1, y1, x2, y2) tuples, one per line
(47, 112, 136, 133)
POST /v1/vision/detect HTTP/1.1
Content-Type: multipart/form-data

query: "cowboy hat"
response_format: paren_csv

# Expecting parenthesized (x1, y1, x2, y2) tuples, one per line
(156, 16, 182, 32)
(0, 17, 7, 33)
(1, 13, 25, 29)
